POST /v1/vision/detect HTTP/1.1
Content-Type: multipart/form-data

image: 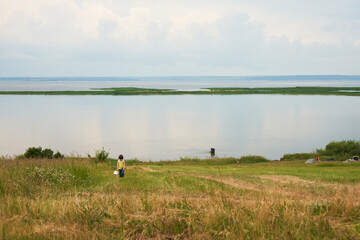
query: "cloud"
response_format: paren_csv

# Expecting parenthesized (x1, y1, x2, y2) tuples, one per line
(0, 0, 359, 76)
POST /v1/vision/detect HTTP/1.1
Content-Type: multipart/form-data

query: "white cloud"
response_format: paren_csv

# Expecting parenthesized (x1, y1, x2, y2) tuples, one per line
(0, 0, 359, 76)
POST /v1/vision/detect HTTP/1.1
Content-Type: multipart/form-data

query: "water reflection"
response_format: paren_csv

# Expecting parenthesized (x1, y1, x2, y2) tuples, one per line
(0, 95, 359, 160)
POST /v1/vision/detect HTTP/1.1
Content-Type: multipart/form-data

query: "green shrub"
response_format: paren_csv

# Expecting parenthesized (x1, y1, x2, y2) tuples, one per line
(23, 146, 64, 159)
(238, 155, 269, 164)
(317, 140, 360, 156)
(54, 151, 64, 159)
(24, 147, 43, 158)
(41, 148, 54, 159)
(281, 153, 316, 161)
(88, 147, 110, 163)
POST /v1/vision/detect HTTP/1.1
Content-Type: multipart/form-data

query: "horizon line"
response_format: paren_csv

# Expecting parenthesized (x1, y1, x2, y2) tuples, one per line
(1, 74, 360, 79)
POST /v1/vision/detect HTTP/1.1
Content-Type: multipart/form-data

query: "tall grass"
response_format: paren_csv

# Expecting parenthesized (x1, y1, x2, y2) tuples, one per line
(0, 158, 359, 239)
(0, 158, 102, 197)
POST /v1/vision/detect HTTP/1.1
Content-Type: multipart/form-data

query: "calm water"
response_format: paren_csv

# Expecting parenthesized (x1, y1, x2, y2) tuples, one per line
(1, 94, 359, 160)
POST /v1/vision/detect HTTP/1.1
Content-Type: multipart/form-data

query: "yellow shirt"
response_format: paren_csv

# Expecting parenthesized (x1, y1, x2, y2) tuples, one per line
(117, 160, 124, 170)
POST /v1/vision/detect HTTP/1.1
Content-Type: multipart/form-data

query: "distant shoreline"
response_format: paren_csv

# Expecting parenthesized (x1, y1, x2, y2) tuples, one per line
(1, 86, 360, 96)
(1, 75, 360, 81)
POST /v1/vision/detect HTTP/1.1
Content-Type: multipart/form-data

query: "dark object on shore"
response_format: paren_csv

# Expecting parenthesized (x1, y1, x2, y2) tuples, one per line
(354, 156, 359, 161)
(327, 158, 335, 161)
(210, 148, 215, 156)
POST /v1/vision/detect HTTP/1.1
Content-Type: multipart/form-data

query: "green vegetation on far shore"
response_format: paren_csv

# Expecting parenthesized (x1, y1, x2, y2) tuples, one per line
(1, 86, 360, 96)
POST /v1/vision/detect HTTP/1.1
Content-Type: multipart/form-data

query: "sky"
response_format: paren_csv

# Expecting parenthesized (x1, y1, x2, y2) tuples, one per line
(0, 0, 359, 76)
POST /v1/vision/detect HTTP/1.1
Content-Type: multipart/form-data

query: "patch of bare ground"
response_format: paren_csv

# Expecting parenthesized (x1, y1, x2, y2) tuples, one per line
(259, 175, 335, 187)
(192, 175, 259, 192)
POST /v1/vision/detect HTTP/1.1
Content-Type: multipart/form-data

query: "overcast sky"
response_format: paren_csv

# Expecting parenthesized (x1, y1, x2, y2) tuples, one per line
(0, 0, 359, 76)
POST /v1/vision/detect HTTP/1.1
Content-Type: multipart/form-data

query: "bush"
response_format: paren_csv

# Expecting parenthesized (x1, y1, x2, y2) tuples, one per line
(317, 140, 360, 156)
(88, 147, 110, 163)
(54, 151, 65, 159)
(281, 153, 316, 161)
(238, 155, 269, 164)
(42, 148, 54, 159)
(23, 146, 64, 159)
(24, 147, 43, 158)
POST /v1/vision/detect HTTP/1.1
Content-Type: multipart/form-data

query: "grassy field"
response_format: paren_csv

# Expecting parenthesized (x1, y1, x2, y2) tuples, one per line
(1, 86, 360, 96)
(1, 157, 360, 239)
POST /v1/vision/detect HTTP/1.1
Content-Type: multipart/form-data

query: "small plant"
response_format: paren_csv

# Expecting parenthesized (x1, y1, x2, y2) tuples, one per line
(88, 147, 110, 163)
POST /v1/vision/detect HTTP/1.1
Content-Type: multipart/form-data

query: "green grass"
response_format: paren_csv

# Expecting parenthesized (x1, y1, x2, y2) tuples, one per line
(1, 157, 360, 239)
(1, 86, 360, 96)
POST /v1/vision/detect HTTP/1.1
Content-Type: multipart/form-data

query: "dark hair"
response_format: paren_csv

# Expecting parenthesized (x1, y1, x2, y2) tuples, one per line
(119, 154, 123, 160)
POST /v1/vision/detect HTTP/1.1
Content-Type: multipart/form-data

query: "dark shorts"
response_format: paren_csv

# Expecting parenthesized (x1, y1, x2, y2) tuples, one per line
(119, 168, 124, 178)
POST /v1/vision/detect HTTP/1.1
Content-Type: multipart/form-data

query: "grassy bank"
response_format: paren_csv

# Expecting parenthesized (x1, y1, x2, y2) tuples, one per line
(1, 86, 360, 96)
(1, 157, 360, 239)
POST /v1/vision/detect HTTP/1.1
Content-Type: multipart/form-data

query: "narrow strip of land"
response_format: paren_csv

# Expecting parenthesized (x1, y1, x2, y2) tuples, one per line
(1, 86, 360, 96)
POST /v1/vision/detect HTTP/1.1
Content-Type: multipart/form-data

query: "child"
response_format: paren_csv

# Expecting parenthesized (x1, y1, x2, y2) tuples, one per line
(117, 154, 126, 178)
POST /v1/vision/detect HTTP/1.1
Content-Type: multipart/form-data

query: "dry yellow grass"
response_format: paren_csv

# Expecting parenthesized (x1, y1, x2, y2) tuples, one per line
(1, 158, 360, 239)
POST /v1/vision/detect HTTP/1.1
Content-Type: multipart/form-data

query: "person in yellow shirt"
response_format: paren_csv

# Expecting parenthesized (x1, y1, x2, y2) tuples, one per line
(117, 154, 126, 178)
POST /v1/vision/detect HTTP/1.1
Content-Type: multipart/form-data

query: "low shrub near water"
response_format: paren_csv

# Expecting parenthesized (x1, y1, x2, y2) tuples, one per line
(238, 155, 269, 164)
(22, 146, 64, 159)
(281, 153, 316, 161)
